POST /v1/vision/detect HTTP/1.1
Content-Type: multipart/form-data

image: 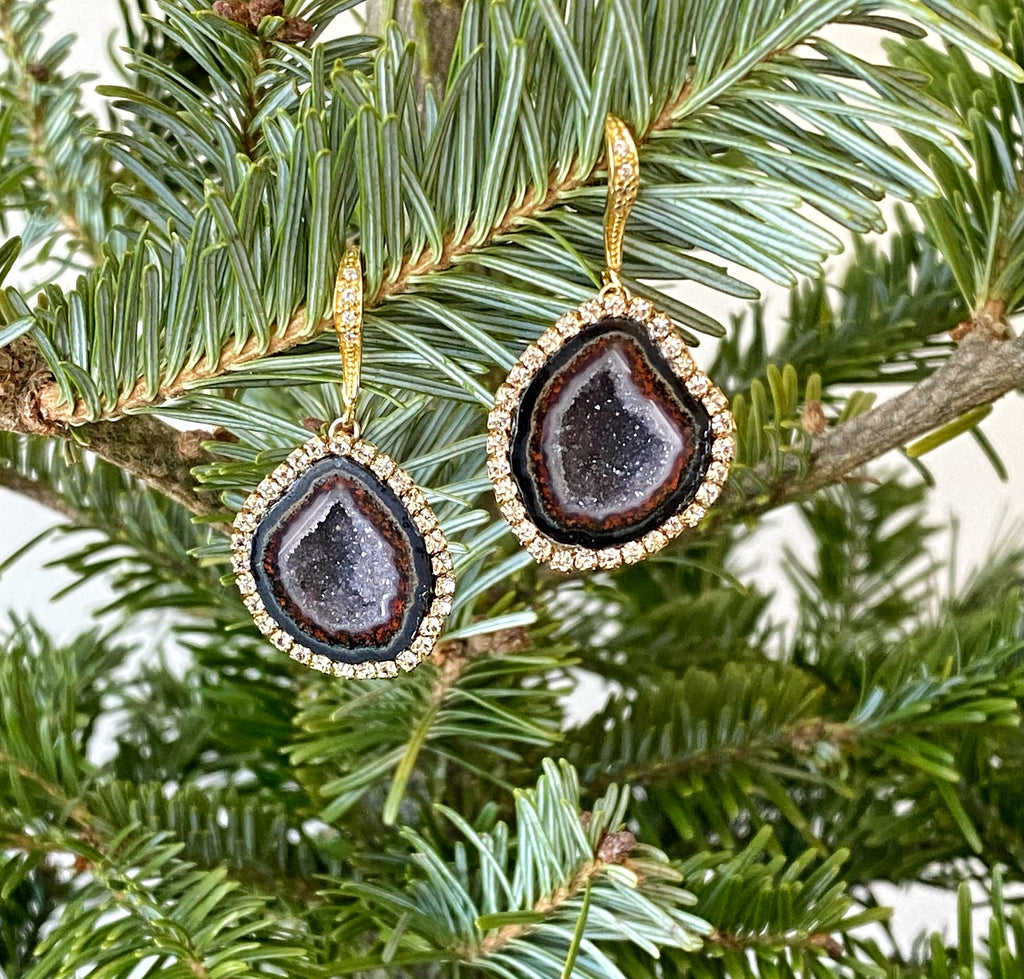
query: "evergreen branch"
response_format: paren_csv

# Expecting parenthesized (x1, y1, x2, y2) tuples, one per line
(565, 512, 1022, 878)
(70, 414, 224, 520)
(7, 320, 1018, 538)
(0, 424, 234, 628)
(0, 337, 225, 521)
(0, 621, 121, 828)
(288, 626, 565, 824)
(18, 122, 629, 426)
(755, 331, 1023, 510)
(0, 0, 111, 264)
(3, 0, 1015, 426)
(332, 759, 711, 978)
(658, 828, 881, 976)
(712, 219, 965, 395)
(10, 825, 312, 979)
(0, 621, 314, 977)
(86, 780, 331, 903)
(888, 0, 1023, 315)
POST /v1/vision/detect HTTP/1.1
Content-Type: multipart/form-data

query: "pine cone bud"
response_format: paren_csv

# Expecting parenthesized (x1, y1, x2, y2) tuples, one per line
(249, 0, 284, 17)
(276, 16, 314, 42)
(801, 400, 827, 435)
(596, 829, 636, 864)
(212, 1, 251, 26)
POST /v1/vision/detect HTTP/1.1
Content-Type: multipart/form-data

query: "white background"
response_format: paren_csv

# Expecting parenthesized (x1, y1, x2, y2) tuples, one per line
(1, 0, 1021, 956)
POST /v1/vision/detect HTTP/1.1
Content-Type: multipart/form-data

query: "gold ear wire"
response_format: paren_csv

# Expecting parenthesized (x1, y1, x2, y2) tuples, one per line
(332, 244, 363, 438)
(602, 115, 640, 293)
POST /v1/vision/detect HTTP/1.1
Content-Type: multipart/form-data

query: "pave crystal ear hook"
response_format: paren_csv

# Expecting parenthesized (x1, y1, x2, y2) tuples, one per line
(486, 115, 736, 574)
(231, 245, 455, 677)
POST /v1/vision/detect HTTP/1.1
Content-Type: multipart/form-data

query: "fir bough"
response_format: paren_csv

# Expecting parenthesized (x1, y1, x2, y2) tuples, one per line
(1, 0, 1022, 977)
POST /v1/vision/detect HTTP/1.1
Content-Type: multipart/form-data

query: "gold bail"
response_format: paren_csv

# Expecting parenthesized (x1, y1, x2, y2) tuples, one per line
(333, 244, 363, 434)
(602, 115, 639, 290)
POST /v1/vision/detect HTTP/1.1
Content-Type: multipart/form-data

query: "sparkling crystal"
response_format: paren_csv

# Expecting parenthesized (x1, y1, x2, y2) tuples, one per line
(712, 437, 736, 462)
(573, 550, 598, 571)
(250, 455, 436, 664)
(509, 317, 714, 547)
(550, 551, 574, 573)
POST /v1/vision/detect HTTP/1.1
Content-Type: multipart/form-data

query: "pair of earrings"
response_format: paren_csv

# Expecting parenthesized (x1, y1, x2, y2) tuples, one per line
(231, 117, 735, 677)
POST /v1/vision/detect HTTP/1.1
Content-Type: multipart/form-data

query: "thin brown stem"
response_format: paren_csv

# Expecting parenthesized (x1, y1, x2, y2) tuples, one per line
(709, 926, 845, 959)
(744, 332, 1024, 512)
(27, 87, 691, 427)
(463, 824, 636, 958)
(0, 467, 80, 520)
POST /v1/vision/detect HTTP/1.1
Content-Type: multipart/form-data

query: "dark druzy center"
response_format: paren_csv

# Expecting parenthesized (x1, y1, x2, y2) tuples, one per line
(251, 455, 434, 663)
(510, 317, 712, 547)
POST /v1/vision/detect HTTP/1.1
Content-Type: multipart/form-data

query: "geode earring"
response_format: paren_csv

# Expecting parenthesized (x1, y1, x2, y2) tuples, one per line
(231, 245, 455, 677)
(487, 116, 735, 573)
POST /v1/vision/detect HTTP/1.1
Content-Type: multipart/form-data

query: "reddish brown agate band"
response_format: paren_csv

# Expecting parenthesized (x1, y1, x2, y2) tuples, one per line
(487, 291, 735, 574)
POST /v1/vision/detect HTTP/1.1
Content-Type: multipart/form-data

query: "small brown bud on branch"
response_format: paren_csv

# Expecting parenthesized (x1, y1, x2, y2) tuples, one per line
(801, 400, 827, 435)
(212, 0, 313, 42)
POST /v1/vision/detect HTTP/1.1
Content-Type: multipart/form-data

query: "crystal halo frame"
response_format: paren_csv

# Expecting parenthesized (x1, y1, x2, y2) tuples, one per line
(485, 115, 736, 574)
(486, 291, 736, 574)
(230, 245, 455, 676)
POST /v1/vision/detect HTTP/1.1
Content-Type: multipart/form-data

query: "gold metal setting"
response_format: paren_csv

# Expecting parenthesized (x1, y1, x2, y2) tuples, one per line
(602, 115, 640, 288)
(231, 431, 456, 677)
(487, 115, 735, 574)
(486, 292, 735, 574)
(334, 243, 363, 435)
(232, 245, 454, 675)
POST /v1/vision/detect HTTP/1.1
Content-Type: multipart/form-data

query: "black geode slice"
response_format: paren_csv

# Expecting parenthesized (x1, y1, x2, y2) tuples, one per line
(510, 317, 712, 547)
(250, 455, 435, 663)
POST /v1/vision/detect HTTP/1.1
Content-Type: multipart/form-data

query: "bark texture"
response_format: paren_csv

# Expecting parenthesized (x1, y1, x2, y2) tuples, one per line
(1, 337, 223, 521)
(761, 332, 1024, 508)
(4, 330, 1020, 530)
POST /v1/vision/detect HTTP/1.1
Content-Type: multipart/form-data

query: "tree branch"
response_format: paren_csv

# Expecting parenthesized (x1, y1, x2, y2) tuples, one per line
(462, 820, 637, 959)
(746, 332, 1023, 512)
(0, 0, 104, 263)
(0, 338, 224, 522)
(365, 0, 464, 102)
(588, 717, 855, 794)
(4, 328, 1020, 534)
(0, 467, 80, 521)
(24, 88, 695, 428)
(79, 415, 227, 521)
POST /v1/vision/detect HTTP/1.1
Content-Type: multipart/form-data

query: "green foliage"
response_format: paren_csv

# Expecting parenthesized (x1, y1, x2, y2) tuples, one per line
(888, 0, 1024, 314)
(0, 0, 1021, 977)
(0, 0, 1016, 428)
(0, 430, 221, 614)
(6, 826, 314, 978)
(559, 478, 1022, 879)
(330, 759, 711, 978)
(288, 640, 569, 825)
(0, 0, 115, 270)
(713, 218, 964, 396)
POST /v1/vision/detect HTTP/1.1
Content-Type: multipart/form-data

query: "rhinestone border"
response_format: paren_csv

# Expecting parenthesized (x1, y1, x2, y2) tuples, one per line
(231, 432, 455, 677)
(486, 293, 736, 574)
